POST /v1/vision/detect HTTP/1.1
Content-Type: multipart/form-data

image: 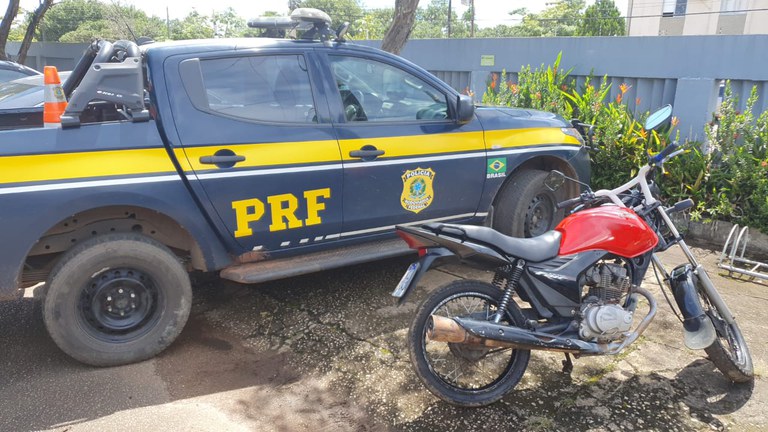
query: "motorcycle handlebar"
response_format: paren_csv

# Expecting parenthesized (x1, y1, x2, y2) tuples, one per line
(651, 141, 680, 164)
(557, 196, 584, 210)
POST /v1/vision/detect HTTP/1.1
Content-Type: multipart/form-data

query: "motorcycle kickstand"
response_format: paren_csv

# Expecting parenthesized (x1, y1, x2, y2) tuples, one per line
(561, 353, 574, 374)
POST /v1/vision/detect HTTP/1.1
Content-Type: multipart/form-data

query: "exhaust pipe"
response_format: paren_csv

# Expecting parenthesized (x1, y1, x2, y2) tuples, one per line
(428, 315, 587, 353)
(427, 315, 513, 348)
(427, 287, 658, 356)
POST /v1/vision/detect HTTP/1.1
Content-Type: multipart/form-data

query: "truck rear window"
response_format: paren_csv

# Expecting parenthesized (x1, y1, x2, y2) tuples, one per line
(199, 55, 317, 124)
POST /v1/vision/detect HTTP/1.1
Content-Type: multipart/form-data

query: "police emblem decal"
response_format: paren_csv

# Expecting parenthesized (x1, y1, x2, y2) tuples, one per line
(401, 168, 435, 214)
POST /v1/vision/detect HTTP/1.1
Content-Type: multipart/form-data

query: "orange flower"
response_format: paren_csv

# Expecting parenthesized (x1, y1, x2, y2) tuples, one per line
(761, 160, 767, 167)
(635, 97, 641, 106)
(671, 116, 679, 127)
(490, 81, 496, 89)
(619, 83, 630, 94)
(616, 93, 623, 104)
(509, 83, 519, 94)
(638, 128, 647, 139)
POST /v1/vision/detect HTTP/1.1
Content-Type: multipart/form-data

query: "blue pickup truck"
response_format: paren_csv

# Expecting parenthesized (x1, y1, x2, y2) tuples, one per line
(0, 10, 589, 366)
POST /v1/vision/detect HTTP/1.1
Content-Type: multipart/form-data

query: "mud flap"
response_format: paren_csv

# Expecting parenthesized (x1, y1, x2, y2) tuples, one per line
(392, 248, 454, 304)
(669, 264, 716, 350)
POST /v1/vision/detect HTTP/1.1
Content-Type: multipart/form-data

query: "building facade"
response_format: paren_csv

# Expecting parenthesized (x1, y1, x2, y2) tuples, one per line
(627, 0, 768, 35)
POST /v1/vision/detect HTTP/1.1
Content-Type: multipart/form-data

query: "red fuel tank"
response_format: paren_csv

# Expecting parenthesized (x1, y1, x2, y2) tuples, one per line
(555, 206, 658, 258)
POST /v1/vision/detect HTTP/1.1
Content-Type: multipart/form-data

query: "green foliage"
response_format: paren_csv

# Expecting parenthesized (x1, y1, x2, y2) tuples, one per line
(356, 9, 394, 40)
(686, 82, 768, 229)
(411, 0, 469, 39)
(39, 0, 104, 42)
(169, 10, 214, 40)
(482, 52, 573, 119)
(578, 0, 625, 36)
(482, 58, 768, 233)
(510, 0, 585, 37)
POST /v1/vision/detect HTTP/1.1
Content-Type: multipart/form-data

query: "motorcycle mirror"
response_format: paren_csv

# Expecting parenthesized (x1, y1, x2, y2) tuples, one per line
(544, 170, 566, 192)
(644, 104, 673, 131)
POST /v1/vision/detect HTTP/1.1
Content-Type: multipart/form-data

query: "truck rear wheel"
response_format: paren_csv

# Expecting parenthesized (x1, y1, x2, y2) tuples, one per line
(493, 169, 565, 238)
(43, 233, 192, 366)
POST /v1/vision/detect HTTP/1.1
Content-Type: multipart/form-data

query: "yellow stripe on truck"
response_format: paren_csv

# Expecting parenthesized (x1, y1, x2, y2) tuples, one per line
(339, 131, 485, 161)
(181, 140, 341, 171)
(0, 148, 177, 185)
(485, 128, 581, 148)
(0, 128, 577, 186)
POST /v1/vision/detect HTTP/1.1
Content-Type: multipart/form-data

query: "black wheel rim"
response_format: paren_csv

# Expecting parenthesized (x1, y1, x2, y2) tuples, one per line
(699, 289, 748, 367)
(78, 268, 162, 342)
(421, 292, 518, 392)
(525, 193, 556, 237)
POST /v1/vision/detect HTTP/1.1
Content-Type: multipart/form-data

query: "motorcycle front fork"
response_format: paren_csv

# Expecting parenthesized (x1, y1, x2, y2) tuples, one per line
(651, 206, 736, 325)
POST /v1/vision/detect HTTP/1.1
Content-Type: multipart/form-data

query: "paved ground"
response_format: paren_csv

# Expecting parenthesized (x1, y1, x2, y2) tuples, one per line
(0, 246, 765, 431)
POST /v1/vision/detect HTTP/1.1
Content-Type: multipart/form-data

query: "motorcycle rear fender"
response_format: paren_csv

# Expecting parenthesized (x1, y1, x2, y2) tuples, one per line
(669, 264, 716, 350)
(395, 248, 454, 304)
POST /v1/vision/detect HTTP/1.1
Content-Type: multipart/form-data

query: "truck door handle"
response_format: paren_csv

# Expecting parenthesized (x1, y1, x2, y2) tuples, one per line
(349, 145, 385, 161)
(199, 151, 246, 169)
(199, 155, 246, 164)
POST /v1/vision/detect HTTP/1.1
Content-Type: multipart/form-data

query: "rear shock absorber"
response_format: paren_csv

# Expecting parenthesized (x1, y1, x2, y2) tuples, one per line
(493, 259, 525, 323)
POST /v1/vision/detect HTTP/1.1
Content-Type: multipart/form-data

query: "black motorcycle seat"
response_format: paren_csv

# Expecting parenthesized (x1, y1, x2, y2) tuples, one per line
(423, 223, 562, 263)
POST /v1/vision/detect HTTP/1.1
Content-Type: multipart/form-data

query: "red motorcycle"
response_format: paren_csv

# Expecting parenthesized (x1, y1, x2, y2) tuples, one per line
(393, 105, 753, 407)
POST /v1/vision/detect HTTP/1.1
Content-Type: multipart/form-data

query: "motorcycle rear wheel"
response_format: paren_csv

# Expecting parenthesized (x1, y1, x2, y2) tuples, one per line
(408, 280, 530, 407)
(698, 275, 754, 382)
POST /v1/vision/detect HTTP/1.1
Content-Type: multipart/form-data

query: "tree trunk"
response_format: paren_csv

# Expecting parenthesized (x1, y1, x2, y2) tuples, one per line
(17, 0, 54, 65)
(381, 0, 419, 55)
(0, 0, 21, 61)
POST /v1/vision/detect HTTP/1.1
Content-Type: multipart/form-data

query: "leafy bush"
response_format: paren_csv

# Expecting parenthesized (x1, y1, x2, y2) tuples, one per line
(482, 56, 768, 233)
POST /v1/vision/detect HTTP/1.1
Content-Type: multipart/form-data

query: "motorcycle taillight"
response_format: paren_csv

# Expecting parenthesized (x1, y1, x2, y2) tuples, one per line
(396, 230, 430, 252)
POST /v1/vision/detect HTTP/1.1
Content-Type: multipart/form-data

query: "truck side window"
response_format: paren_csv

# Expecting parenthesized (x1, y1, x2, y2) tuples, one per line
(328, 55, 448, 123)
(199, 55, 316, 124)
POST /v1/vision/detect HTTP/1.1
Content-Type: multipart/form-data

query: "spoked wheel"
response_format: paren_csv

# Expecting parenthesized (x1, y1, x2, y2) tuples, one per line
(408, 280, 530, 407)
(697, 276, 754, 382)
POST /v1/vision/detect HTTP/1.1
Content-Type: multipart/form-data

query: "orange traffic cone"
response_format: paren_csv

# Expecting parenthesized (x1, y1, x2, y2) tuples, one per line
(43, 66, 67, 128)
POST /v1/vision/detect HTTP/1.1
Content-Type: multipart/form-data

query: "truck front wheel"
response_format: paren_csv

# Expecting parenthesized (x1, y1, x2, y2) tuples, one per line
(43, 233, 192, 366)
(493, 169, 565, 238)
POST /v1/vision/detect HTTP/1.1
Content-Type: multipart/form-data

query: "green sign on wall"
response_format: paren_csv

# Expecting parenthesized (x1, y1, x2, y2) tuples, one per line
(480, 55, 495, 66)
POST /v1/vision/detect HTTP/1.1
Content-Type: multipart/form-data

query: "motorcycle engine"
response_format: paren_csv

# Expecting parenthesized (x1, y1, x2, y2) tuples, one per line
(579, 261, 634, 342)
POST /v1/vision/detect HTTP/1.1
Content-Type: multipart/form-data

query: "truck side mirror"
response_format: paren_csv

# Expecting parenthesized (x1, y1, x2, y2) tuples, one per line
(456, 94, 474, 124)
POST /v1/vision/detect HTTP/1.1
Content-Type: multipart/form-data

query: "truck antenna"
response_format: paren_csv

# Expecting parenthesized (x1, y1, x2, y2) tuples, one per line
(110, 1, 138, 43)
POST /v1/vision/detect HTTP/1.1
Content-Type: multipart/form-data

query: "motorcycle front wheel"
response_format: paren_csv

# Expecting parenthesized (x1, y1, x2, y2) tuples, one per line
(407, 280, 531, 407)
(697, 273, 754, 382)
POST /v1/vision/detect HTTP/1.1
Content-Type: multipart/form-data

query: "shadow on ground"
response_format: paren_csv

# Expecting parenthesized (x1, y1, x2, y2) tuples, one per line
(0, 252, 764, 431)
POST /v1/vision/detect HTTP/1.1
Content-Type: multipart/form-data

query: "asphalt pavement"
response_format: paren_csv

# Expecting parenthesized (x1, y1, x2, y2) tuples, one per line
(0, 246, 765, 432)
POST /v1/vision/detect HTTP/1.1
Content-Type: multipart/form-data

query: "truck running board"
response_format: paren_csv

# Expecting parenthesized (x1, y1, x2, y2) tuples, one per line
(220, 238, 412, 284)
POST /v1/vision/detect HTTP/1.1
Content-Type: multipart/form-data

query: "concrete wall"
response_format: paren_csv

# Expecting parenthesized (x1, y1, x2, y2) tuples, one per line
(8, 36, 768, 142)
(6, 42, 88, 72)
(357, 35, 768, 142)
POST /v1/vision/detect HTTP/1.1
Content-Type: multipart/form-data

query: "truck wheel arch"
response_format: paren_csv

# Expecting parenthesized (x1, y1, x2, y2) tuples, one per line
(22, 205, 208, 289)
(487, 156, 580, 236)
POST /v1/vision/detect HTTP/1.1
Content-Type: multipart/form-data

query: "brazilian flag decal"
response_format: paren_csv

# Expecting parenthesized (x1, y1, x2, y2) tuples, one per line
(487, 157, 507, 178)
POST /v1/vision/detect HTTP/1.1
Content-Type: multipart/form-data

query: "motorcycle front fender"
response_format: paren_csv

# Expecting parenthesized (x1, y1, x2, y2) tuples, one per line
(669, 264, 717, 350)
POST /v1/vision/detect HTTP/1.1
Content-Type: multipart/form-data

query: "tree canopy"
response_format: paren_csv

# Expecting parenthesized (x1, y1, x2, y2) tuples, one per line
(2, 0, 630, 60)
(578, 0, 625, 36)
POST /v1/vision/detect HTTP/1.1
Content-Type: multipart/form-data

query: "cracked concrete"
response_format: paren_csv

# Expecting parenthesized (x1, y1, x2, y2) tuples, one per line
(0, 246, 765, 431)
